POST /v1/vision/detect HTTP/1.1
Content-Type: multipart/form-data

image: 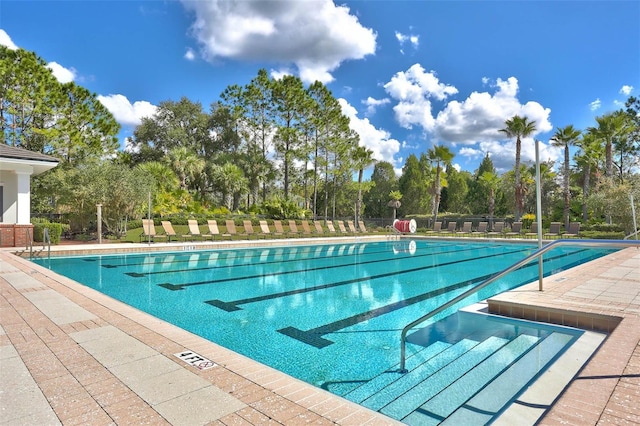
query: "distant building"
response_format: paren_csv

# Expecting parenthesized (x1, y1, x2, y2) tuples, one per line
(0, 145, 59, 247)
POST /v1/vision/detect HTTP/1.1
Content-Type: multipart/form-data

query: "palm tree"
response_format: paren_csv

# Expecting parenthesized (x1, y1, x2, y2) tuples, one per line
(478, 171, 501, 227)
(551, 125, 581, 229)
(587, 111, 625, 180)
(166, 147, 205, 191)
(352, 146, 376, 227)
(574, 132, 604, 222)
(500, 115, 537, 221)
(427, 145, 454, 224)
(388, 190, 402, 220)
(212, 163, 248, 210)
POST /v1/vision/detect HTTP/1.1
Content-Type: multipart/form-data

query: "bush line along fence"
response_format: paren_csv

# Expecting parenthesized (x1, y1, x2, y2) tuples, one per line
(30, 215, 628, 243)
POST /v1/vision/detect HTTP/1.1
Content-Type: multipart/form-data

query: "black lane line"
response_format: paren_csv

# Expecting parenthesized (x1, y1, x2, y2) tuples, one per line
(156, 245, 491, 290)
(204, 247, 531, 311)
(276, 249, 589, 348)
(124, 242, 467, 276)
(277, 273, 495, 348)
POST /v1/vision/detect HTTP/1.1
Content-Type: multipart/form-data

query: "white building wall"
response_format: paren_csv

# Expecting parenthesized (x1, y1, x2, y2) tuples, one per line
(16, 171, 31, 224)
(0, 165, 33, 224)
(0, 170, 18, 224)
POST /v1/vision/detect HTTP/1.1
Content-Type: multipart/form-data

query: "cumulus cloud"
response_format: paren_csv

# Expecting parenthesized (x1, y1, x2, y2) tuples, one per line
(270, 68, 293, 80)
(47, 62, 77, 83)
(620, 85, 633, 96)
(184, 47, 196, 61)
(362, 96, 390, 116)
(97, 94, 158, 126)
(433, 77, 554, 170)
(383, 64, 458, 131)
(590, 98, 601, 111)
(382, 68, 557, 171)
(434, 77, 552, 145)
(456, 139, 561, 173)
(395, 31, 419, 54)
(338, 98, 401, 167)
(0, 29, 18, 50)
(180, 0, 376, 83)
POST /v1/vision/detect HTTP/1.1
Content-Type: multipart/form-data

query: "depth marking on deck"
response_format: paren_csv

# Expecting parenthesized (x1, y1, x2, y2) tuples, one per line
(174, 351, 217, 370)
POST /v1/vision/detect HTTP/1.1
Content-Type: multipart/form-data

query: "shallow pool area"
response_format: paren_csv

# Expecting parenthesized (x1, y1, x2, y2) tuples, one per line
(32, 240, 617, 424)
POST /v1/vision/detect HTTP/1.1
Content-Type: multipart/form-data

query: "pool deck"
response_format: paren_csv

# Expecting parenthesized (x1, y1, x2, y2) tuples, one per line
(0, 238, 638, 425)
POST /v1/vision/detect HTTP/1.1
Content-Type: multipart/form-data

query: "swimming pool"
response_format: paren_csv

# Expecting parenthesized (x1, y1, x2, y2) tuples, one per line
(33, 240, 615, 424)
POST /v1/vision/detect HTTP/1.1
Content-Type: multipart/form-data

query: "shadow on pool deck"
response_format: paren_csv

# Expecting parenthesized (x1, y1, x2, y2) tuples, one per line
(0, 241, 638, 425)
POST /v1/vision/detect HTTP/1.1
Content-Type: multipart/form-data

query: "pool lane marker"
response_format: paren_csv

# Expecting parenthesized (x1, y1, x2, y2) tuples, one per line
(155, 245, 495, 290)
(278, 272, 496, 348)
(174, 351, 217, 370)
(276, 249, 590, 348)
(204, 247, 532, 311)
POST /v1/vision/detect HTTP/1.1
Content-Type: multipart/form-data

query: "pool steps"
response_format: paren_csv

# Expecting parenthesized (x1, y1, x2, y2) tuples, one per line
(342, 311, 578, 424)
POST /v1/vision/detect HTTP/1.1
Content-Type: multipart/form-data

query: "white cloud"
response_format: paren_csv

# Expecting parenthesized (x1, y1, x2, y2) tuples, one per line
(338, 98, 401, 167)
(383, 64, 458, 131)
(383, 70, 557, 171)
(97, 94, 158, 126)
(180, 0, 376, 84)
(457, 139, 561, 173)
(620, 85, 633, 96)
(395, 31, 419, 54)
(270, 68, 293, 80)
(184, 47, 196, 61)
(433, 77, 552, 145)
(0, 29, 18, 50)
(47, 62, 77, 83)
(362, 96, 390, 116)
(590, 98, 601, 111)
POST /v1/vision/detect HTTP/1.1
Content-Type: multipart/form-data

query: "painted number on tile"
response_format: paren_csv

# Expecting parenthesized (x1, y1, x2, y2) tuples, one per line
(174, 351, 217, 370)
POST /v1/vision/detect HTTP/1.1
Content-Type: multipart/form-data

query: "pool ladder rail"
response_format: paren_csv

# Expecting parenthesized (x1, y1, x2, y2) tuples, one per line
(20, 227, 51, 259)
(399, 238, 640, 372)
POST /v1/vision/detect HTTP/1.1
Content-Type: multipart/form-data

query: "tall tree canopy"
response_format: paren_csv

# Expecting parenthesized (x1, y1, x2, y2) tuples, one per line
(1, 46, 120, 165)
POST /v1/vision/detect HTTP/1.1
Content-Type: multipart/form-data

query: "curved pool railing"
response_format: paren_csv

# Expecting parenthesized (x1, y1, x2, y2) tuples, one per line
(399, 239, 640, 372)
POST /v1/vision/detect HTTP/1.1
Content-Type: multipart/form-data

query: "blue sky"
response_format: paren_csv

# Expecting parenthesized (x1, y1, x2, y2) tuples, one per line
(1, 1, 638, 175)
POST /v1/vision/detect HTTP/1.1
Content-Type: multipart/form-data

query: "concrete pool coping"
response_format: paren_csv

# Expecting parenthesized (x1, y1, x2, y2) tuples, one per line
(1, 238, 638, 425)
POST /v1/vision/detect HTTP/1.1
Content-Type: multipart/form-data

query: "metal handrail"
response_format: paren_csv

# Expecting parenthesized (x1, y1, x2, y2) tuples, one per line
(43, 228, 51, 258)
(399, 238, 640, 372)
(27, 227, 51, 259)
(27, 227, 33, 257)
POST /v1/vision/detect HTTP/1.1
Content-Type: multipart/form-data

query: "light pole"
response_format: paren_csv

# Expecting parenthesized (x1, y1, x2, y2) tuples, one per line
(535, 140, 543, 291)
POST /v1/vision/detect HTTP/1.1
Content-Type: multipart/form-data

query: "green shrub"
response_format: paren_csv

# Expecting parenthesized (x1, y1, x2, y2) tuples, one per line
(580, 230, 625, 240)
(33, 221, 67, 245)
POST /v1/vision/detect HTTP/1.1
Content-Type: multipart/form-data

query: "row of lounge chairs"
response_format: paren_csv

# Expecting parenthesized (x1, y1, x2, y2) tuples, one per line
(140, 219, 371, 242)
(426, 221, 581, 239)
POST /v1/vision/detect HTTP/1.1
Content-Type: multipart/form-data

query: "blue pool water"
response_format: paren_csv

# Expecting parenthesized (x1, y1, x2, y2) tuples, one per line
(33, 240, 615, 424)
